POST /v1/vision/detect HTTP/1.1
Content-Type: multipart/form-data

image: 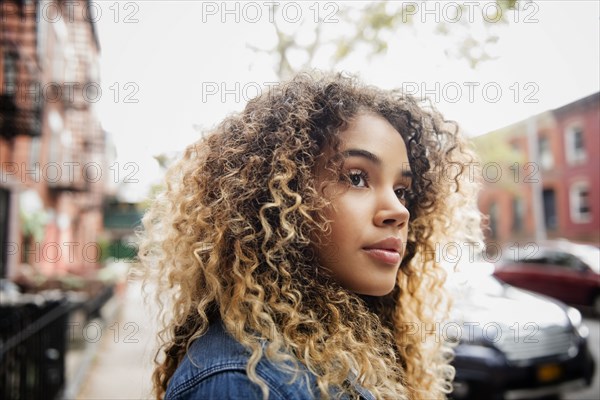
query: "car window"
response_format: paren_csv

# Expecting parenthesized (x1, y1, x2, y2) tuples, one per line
(502, 242, 599, 273)
(506, 248, 548, 264)
(502, 245, 544, 263)
(506, 248, 582, 269)
(518, 255, 548, 264)
(545, 251, 586, 270)
(570, 244, 600, 274)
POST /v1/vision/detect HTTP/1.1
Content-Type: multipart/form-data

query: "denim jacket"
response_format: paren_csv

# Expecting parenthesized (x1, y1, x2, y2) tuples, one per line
(164, 320, 376, 400)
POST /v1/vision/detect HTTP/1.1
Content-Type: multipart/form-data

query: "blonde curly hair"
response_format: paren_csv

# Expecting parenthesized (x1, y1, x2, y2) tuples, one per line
(138, 71, 483, 399)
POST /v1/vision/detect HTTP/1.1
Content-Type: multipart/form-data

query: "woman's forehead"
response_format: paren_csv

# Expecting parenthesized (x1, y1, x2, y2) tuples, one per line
(338, 114, 406, 149)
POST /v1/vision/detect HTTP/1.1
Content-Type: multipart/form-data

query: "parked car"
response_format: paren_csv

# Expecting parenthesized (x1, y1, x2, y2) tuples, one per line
(447, 261, 595, 400)
(493, 240, 600, 315)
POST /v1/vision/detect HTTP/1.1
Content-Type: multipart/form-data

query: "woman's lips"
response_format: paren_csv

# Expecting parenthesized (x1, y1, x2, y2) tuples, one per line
(362, 248, 401, 264)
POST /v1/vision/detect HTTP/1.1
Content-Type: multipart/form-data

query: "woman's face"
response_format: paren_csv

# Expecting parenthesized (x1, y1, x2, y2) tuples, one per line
(315, 113, 412, 296)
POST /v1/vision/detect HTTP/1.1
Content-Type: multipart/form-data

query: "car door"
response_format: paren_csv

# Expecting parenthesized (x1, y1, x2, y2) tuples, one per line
(534, 250, 587, 304)
(494, 248, 551, 294)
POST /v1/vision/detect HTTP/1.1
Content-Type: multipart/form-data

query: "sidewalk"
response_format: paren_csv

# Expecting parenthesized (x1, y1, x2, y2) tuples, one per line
(73, 278, 158, 400)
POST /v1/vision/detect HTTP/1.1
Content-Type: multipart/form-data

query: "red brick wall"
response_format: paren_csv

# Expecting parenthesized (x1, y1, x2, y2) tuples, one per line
(477, 93, 600, 247)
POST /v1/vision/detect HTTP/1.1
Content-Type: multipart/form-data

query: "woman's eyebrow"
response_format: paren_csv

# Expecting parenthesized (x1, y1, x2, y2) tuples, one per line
(342, 149, 380, 165)
(342, 148, 413, 179)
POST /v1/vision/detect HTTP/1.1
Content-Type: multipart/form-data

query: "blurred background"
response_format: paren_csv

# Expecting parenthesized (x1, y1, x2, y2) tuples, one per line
(0, 1, 598, 399)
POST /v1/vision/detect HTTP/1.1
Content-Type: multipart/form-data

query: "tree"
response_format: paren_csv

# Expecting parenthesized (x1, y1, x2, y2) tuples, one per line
(250, 0, 522, 79)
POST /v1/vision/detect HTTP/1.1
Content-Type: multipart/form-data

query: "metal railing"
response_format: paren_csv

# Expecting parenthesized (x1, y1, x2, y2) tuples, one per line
(0, 297, 72, 400)
(0, 283, 116, 400)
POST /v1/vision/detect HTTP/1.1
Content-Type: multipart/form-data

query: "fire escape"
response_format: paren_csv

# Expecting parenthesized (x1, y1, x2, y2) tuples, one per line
(0, 1, 42, 140)
(1, 3, 111, 399)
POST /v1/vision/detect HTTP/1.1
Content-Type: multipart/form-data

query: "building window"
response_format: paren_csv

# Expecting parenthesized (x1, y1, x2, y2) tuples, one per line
(0, 188, 9, 278)
(511, 141, 520, 152)
(565, 126, 586, 165)
(512, 197, 524, 232)
(29, 137, 41, 166)
(570, 181, 591, 223)
(51, 19, 68, 82)
(37, 2, 49, 64)
(3, 52, 18, 94)
(538, 136, 554, 170)
(48, 110, 63, 163)
(543, 188, 557, 230)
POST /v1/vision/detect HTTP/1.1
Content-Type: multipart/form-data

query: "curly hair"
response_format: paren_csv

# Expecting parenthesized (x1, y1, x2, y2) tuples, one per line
(138, 71, 483, 400)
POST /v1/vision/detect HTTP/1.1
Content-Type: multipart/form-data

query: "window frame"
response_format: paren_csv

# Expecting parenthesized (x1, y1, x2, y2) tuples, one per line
(569, 180, 591, 224)
(565, 125, 587, 165)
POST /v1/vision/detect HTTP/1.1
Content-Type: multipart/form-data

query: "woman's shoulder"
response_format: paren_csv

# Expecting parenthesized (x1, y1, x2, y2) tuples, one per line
(164, 320, 318, 400)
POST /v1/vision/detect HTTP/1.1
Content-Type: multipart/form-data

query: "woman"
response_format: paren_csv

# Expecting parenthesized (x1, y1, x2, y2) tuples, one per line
(139, 72, 483, 399)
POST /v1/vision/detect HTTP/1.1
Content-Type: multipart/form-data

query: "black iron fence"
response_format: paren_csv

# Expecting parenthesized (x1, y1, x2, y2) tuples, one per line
(0, 284, 115, 400)
(0, 296, 71, 400)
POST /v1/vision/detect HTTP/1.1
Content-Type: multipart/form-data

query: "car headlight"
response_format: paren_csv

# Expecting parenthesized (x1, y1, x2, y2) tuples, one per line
(567, 306, 588, 338)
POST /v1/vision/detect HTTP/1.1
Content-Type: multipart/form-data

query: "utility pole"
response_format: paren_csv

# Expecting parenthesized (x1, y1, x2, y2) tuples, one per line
(526, 117, 546, 241)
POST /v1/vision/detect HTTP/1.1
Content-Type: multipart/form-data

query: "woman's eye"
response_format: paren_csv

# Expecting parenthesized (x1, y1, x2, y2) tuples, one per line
(395, 187, 407, 200)
(347, 170, 368, 187)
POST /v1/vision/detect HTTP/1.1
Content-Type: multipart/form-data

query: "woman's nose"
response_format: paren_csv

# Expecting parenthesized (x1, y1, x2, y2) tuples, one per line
(373, 189, 410, 228)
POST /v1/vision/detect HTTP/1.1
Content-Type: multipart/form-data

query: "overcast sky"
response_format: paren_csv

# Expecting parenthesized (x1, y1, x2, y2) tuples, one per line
(92, 1, 600, 202)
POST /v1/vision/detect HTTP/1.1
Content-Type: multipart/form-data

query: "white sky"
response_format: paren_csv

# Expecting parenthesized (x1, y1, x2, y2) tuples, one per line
(92, 1, 600, 202)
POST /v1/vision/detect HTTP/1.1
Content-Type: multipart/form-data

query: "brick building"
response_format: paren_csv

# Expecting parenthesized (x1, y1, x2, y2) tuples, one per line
(477, 92, 600, 247)
(1, 0, 111, 281)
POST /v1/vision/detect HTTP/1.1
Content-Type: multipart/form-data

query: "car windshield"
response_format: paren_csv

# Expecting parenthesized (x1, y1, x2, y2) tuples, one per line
(502, 241, 600, 274)
(445, 261, 505, 297)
